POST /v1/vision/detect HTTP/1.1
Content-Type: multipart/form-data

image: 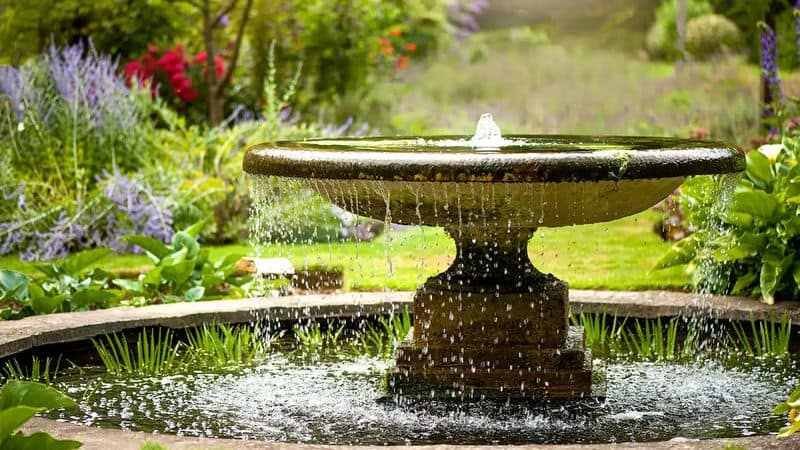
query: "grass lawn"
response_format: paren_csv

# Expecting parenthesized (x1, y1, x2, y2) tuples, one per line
(0, 211, 689, 292)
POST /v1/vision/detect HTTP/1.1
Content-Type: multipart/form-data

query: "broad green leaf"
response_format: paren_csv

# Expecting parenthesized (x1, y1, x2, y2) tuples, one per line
(184, 286, 205, 301)
(111, 279, 141, 293)
(141, 267, 163, 289)
(730, 190, 781, 224)
(746, 149, 774, 188)
(722, 211, 753, 227)
(214, 253, 244, 271)
(778, 418, 800, 437)
(58, 249, 113, 276)
(774, 402, 792, 415)
(654, 236, 699, 269)
(160, 247, 188, 268)
(181, 220, 208, 238)
(731, 271, 758, 295)
(0, 270, 29, 300)
(69, 289, 117, 310)
(161, 259, 195, 286)
(1, 431, 82, 450)
(171, 232, 199, 259)
(0, 381, 76, 411)
(121, 236, 172, 263)
(760, 246, 792, 305)
(29, 284, 68, 315)
(0, 406, 42, 445)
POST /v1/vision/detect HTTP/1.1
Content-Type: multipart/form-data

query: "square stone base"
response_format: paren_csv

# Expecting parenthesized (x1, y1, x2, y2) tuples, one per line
(387, 326, 605, 401)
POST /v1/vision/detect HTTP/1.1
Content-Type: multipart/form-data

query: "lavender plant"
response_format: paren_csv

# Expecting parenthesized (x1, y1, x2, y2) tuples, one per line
(448, 0, 489, 39)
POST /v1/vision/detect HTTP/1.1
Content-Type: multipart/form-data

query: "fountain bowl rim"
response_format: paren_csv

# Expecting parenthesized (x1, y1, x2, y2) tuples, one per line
(243, 135, 745, 183)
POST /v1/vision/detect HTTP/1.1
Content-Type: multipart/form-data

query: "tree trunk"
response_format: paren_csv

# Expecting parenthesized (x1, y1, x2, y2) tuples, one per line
(675, 0, 687, 72)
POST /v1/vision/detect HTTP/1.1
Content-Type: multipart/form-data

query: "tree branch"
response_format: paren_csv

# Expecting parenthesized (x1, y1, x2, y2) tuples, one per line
(216, 0, 252, 93)
(215, 0, 239, 25)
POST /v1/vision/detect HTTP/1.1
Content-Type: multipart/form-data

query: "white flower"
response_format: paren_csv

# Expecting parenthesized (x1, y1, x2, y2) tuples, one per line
(16, 122, 24, 132)
(758, 143, 783, 162)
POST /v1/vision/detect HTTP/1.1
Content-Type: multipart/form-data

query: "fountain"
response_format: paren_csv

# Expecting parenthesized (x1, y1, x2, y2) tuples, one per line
(245, 114, 744, 400)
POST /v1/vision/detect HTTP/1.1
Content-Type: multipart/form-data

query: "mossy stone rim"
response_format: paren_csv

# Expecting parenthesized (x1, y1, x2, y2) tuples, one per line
(243, 135, 745, 183)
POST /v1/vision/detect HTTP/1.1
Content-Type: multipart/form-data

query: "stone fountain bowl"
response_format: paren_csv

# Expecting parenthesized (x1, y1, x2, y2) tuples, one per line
(243, 135, 744, 228)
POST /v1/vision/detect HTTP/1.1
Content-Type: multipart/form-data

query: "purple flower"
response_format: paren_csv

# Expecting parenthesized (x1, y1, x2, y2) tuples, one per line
(219, 15, 231, 27)
(760, 23, 782, 103)
(47, 41, 137, 130)
(449, 0, 488, 39)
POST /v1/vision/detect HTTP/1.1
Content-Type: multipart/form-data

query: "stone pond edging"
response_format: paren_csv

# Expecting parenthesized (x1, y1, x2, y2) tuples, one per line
(2, 290, 799, 360)
(3, 289, 800, 449)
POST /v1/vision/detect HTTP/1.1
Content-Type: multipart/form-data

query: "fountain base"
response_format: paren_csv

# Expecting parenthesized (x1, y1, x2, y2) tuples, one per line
(389, 326, 603, 400)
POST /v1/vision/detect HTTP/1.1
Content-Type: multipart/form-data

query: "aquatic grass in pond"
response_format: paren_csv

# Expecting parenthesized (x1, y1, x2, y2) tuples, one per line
(726, 314, 793, 357)
(293, 321, 346, 354)
(1, 356, 61, 383)
(185, 323, 273, 369)
(620, 317, 698, 361)
(569, 312, 626, 357)
(92, 329, 182, 376)
(354, 308, 412, 358)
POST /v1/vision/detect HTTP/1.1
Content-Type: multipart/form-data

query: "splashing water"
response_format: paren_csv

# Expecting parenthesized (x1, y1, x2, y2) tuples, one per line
(470, 113, 504, 145)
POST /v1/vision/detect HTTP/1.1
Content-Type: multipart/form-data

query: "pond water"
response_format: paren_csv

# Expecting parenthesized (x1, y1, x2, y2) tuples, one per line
(50, 350, 796, 445)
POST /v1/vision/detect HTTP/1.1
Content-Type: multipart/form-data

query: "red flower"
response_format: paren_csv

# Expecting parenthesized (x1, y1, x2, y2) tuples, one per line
(389, 27, 403, 37)
(405, 43, 417, 52)
(214, 56, 225, 78)
(380, 45, 394, 56)
(395, 54, 409, 70)
(124, 61, 141, 79)
(193, 51, 208, 64)
(148, 44, 159, 53)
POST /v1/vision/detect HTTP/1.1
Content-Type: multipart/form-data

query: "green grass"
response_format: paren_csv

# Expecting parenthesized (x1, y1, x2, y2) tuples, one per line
(0, 211, 690, 292)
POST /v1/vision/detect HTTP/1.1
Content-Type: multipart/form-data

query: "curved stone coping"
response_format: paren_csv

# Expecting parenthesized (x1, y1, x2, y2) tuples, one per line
(20, 417, 800, 450)
(243, 136, 744, 183)
(2, 290, 800, 360)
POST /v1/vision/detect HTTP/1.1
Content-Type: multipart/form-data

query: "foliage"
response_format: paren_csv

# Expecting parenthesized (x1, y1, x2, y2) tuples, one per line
(685, 14, 742, 59)
(0, 43, 175, 260)
(244, 0, 451, 122)
(354, 309, 412, 357)
(91, 329, 182, 377)
(140, 442, 169, 450)
(0, 380, 81, 449)
(2, 357, 61, 384)
(774, 385, 800, 437)
(646, 0, 714, 60)
(0, 249, 121, 319)
(726, 314, 792, 356)
(0, 0, 185, 63)
(657, 139, 800, 303)
(185, 323, 273, 368)
(570, 313, 699, 361)
(293, 321, 346, 353)
(112, 223, 252, 303)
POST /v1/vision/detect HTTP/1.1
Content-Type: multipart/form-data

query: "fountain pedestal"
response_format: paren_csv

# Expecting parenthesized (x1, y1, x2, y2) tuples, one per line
(389, 226, 599, 400)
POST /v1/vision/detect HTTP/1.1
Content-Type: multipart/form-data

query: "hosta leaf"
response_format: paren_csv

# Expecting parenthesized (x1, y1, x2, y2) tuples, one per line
(184, 286, 205, 301)
(0, 270, 29, 301)
(1, 431, 82, 450)
(745, 149, 774, 188)
(0, 406, 42, 445)
(161, 259, 196, 286)
(181, 220, 208, 238)
(731, 191, 781, 224)
(121, 236, 171, 263)
(171, 232, 200, 259)
(0, 381, 76, 410)
(58, 249, 113, 276)
(654, 236, 699, 269)
(70, 289, 117, 310)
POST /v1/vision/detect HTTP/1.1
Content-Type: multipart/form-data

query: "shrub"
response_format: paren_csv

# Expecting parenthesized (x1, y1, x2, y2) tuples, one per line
(657, 139, 800, 304)
(645, 0, 713, 60)
(0, 380, 81, 449)
(685, 14, 741, 60)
